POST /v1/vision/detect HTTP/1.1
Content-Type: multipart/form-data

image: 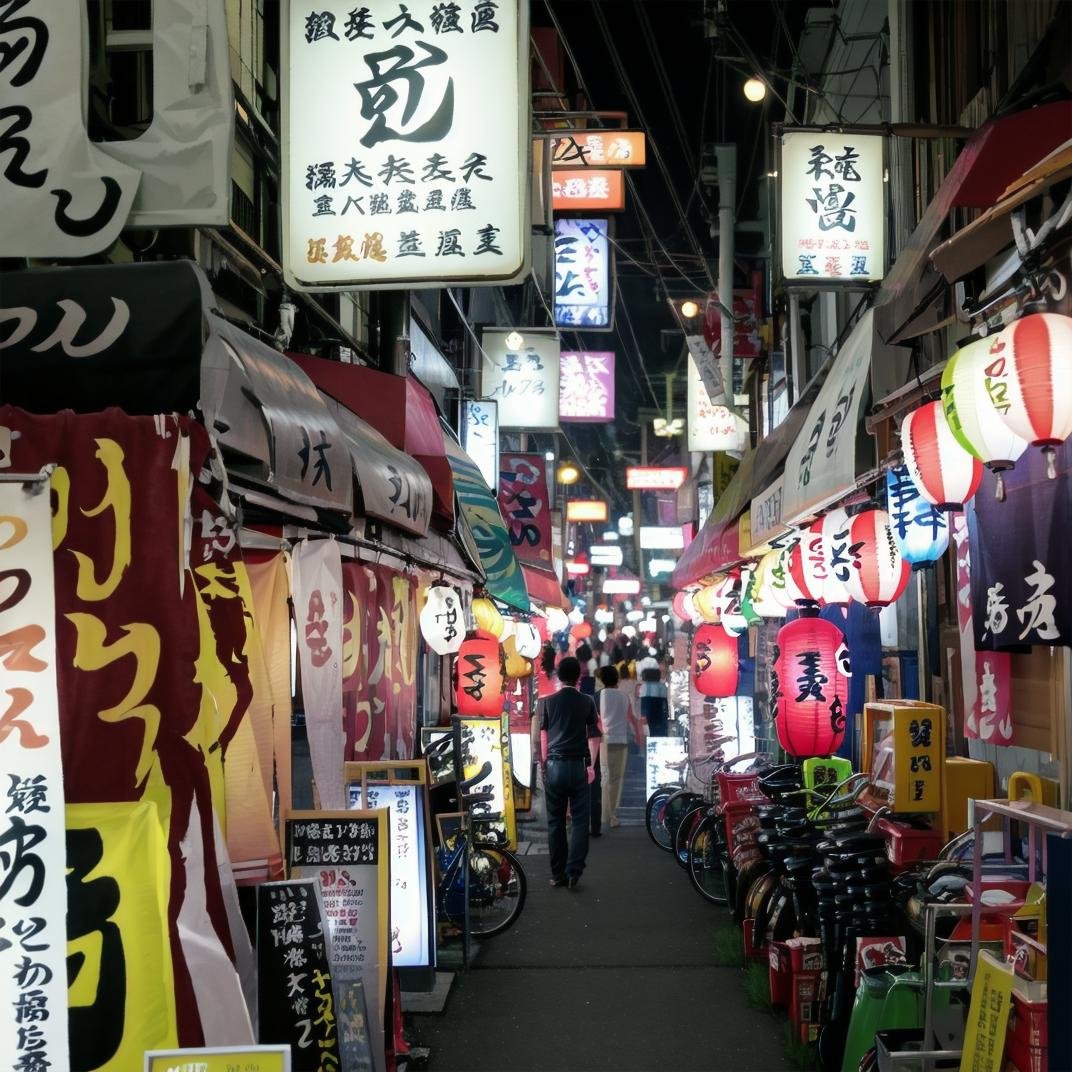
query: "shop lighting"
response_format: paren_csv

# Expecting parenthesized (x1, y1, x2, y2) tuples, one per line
(743, 77, 767, 102)
(639, 526, 685, 550)
(639, 617, 657, 632)
(565, 561, 590, 576)
(544, 450, 555, 461)
(648, 558, 677, 575)
(557, 462, 581, 485)
(620, 625, 637, 638)
(617, 516, 634, 536)
(652, 416, 685, 438)
(626, 610, 644, 622)
(566, 499, 608, 523)
(603, 578, 641, 595)
(601, 530, 620, 542)
(590, 544, 624, 567)
(680, 299, 700, 319)
(505, 330, 525, 350)
(626, 466, 689, 491)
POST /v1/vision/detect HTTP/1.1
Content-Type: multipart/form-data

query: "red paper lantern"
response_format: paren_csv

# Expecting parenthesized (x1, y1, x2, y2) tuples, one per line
(454, 630, 506, 716)
(988, 312, 1072, 477)
(692, 623, 738, 697)
(773, 616, 851, 758)
(901, 401, 983, 509)
(671, 590, 693, 623)
(571, 621, 593, 640)
(786, 533, 821, 606)
(842, 508, 911, 608)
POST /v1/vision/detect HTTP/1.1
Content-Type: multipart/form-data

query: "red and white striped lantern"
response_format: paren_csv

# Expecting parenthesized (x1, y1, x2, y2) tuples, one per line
(815, 511, 853, 606)
(987, 312, 1072, 478)
(842, 509, 911, 608)
(787, 525, 825, 607)
(901, 401, 983, 510)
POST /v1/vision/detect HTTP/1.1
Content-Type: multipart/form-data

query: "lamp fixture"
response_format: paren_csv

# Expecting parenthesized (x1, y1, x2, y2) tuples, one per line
(680, 299, 700, 319)
(557, 462, 581, 485)
(743, 77, 767, 102)
(505, 330, 524, 349)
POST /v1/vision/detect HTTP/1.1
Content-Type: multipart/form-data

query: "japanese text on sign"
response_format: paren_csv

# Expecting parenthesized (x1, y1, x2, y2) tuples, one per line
(480, 330, 560, 428)
(554, 218, 612, 328)
(284, 2, 527, 289)
(559, 351, 615, 421)
(780, 131, 885, 283)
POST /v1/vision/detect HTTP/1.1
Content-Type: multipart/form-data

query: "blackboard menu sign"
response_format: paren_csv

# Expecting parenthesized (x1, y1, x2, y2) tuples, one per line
(285, 811, 389, 1072)
(256, 880, 341, 1071)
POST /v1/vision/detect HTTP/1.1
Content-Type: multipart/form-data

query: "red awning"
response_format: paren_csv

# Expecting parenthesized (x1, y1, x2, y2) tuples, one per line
(874, 100, 1072, 344)
(521, 564, 569, 610)
(288, 355, 454, 525)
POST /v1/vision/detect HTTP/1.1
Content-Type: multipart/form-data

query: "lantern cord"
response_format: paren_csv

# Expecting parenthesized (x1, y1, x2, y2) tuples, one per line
(1045, 446, 1057, 480)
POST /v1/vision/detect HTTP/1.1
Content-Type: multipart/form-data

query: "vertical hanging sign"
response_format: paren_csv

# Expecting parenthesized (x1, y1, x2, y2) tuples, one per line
(461, 399, 499, 489)
(559, 351, 615, 421)
(780, 131, 886, 283)
(282, 0, 530, 290)
(498, 453, 554, 569)
(553, 217, 612, 328)
(0, 479, 69, 1072)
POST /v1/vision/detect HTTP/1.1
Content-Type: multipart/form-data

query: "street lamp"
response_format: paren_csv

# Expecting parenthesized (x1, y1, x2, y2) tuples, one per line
(743, 77, 767, 102)
(557, 462, 580, 485)
(680, 298, 701, 319)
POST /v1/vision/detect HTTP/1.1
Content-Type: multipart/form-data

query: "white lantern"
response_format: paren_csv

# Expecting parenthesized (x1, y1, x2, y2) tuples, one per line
(419, 585, 465, 655)
(568, 606, 585, 626)
(816, 508, 853, 606)
(545, 606, 569, 634)
(513, 621, 542, 659)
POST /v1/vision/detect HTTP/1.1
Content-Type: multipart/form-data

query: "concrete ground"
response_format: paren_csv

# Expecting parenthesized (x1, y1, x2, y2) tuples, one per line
(409, 749, 794, 1072)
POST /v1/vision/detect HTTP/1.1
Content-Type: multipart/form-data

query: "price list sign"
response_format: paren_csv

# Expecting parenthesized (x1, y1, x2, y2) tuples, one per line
(285, 812, 391, 1072)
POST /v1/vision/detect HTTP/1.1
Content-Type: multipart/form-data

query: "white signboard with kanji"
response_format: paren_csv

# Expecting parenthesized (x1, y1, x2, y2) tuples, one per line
(282, 1, 530, 290)
(480, 329, 560, 429)
(780, 131, 885, 283)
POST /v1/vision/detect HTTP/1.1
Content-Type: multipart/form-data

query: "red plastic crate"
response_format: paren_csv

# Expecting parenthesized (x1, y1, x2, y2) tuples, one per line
(769, 942, 792, 1008)
(1004, 1030, 1046, 1072)
(1007, 993, 1048, 1049)
(717, 770, 767, 805)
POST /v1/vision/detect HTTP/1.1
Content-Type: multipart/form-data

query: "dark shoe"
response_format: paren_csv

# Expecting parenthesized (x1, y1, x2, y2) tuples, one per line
(590, 831, 602, 838)
(567, 876, 580, 890)
(549, 876, 567, 888)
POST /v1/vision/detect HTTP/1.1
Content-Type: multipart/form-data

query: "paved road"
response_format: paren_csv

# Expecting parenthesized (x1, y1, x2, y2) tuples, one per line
(410, 822, 794, 1072)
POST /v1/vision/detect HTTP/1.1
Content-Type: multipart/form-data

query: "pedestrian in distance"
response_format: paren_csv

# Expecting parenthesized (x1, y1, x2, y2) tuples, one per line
(638, 663, 670, 737)
(539, 655, 600, 889)
(597, 665, 644, 828)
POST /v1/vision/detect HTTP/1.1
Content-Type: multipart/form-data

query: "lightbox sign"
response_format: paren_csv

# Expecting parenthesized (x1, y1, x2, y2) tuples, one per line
(603, 578, 641, 595)
(560, 351, 615, 421)
(480, 329, 560, 428)
(461, 399, 498, 489)
(567, 499, 609, 523)
(687, 352, 748, 452)
(554, 218, 612, 329)
(590, 544, 624, 567)
(551, 170, 625, 211)
(551, 130, 647, 168)
(639, 526, 685, 550)
(780, 130, 885, 283)
(282, 1, 529, 290)
(626, 466, 688, 490)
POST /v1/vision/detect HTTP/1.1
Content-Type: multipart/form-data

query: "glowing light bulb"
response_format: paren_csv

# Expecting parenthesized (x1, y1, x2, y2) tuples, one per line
(680, 299, 700, 319)
(743, 77, 767, 102)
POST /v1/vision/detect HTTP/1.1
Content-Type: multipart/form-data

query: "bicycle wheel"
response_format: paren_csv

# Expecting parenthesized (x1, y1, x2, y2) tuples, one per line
(660, 790, 701, 855)
(645, 786, 677, 850)
(687, 813, 729, 904)
(674, 800, 708, 869)
(467, 846, 527, 938)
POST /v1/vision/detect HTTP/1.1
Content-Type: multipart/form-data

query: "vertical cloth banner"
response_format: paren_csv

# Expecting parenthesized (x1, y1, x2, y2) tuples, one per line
(498, 453, 554, 570)
(952, 512, 1013, 744)
(0, 478, 69, 1071)
(969, 441, 1072, 649)
(0, 405, 241, 1046)
(292, 539, 346, 809)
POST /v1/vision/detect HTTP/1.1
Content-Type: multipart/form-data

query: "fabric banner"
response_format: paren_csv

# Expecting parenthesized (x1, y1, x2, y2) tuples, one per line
(968, 442, 1072, 649)
(952, 512, 1013, 743)
(0, 478, 69, 1071)
(0, 405, 240, 1045)
(498, 453, 554, 571)
(66, 801, 179, 1069)
(342, 562, 419, 762)
(293, 539, 346, 809)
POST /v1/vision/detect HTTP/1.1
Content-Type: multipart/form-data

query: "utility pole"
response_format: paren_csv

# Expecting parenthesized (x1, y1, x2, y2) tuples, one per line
(715, 144, 737, 410)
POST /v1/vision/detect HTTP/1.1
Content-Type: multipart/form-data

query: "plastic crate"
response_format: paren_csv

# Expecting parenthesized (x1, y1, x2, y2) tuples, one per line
(716, 770, 767, 805)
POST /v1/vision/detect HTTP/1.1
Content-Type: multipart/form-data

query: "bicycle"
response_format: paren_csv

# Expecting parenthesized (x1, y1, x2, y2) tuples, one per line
(434, 761, 528, 964)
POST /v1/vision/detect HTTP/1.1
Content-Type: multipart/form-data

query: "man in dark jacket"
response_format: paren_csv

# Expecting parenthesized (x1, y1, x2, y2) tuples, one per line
(539, 656, 600, 889)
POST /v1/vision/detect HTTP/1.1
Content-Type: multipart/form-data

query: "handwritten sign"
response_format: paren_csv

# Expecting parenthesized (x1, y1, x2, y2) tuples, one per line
(959, 951, 1014, 1072)
(554, 218, 612, 328)
(454, 714, 516, 849)
(551, 130, 646, 168)
(0, 480, 69, 1070)
(551, 170, 625, 211)
(480, 329, 560, 429)
(560, 351, 615, 420)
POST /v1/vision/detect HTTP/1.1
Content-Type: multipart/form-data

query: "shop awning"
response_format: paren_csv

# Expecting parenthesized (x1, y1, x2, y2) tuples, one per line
(441, 430, 530, 613)
(202, 316, 353, 514)
(930, 140, 1072, 284)
(288, 357, 454, 526)
(521, 564, 569, 610)
(873, 101, 1072, 344)
(290, 352, 434, 537)
(747, 365, 833, 551)
(778, 309, 878, 529)
(670, 451, 755, 589)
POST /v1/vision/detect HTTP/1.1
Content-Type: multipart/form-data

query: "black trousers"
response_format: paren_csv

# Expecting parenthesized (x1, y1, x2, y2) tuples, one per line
(544, 757, 590, 880)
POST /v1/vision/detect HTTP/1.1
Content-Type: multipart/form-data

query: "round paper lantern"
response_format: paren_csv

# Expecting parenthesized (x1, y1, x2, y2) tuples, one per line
(886, 464, 950, 569)
(772, 615, 851, 758)
(692, 623, 738, 697)
(533, 616, 549, 641)
(818, 507, 856, 606)
(471, 596, 505, 638)
(902, 401, 983, 510)
(671, 589, 693, 623)
(987, 312, 1072, 476)
(513, 621, 541, 660)
(766, 546, 797, 610)
(842, 508, 911, 608)
(785, 532, 821, 607)
(571, 620, 593, 640)
(454, 630, 506, 716)
(752, 549, 791, 616)
(419, 585, 465, 655)
(545, 607, 569, 635)
(503, 634, 531, 679)
(693, 577, 729, 622)
(941, 337, 1029, 492)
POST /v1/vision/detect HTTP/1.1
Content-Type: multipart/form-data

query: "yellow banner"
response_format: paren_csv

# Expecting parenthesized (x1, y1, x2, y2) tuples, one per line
(145, 1046, 289, 1072)
(959, 950, 1014, 1072)
(67, 801, 178, 1070)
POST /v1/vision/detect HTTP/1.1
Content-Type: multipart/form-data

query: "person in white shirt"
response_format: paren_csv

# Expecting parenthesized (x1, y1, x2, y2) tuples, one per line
(596, 665, 645, 827)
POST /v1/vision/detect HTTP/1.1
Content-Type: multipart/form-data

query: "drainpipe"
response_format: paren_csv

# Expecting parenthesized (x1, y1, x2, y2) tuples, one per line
(715, 144, 737, 408)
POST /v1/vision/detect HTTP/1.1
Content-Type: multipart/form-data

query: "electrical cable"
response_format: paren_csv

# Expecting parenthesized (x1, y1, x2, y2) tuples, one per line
(613, 275, 661, 411)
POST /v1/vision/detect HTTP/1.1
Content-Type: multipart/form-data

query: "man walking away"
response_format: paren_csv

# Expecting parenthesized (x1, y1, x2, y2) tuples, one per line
(539, 656, 600, 889)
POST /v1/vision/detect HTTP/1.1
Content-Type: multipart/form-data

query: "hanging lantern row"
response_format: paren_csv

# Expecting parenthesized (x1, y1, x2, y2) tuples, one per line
(840, 508, 911, 608)
(902, 400, 983, 510)
(773, 615, 851, 759)
(885, 465, 950, 568)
